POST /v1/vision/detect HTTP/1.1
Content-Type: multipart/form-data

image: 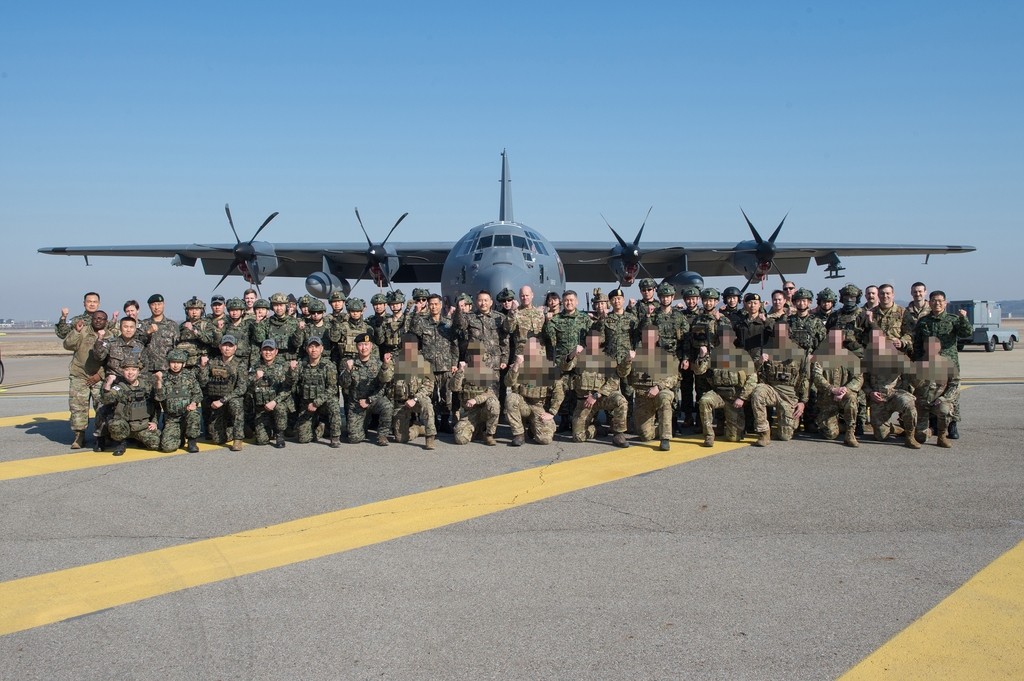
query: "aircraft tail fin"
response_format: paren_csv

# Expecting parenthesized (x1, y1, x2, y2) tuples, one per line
(499, 149, 513, 223)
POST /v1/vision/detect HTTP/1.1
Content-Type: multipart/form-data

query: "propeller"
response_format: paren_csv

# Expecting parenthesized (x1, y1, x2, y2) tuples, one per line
(199, 204, 279, 296)
(348, 208, 409, 291)
(579, 208, 670, 284)
(737, 208, 789, 293)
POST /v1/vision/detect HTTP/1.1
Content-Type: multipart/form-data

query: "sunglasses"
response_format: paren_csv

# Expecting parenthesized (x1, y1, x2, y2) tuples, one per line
(414, 297, 427, 302)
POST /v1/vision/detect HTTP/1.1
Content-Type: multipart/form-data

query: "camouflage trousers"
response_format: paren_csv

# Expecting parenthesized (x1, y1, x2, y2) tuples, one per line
(253, 398, 293, 445)
(394, 399, 436, 443)
(916, 398, 953, 441)
(868, 391, 917, 440)
(432, 371, 453, 421)
(347, 395, 392, 443)
(205, 396, 246, 444)
(571, 392, 628, 442)
(454, 395, 500, 445)
(108, 417, 161, 450)
(68, 376, 101, 432)
(505, 393, 556, 444)
(159, 410, 201, 452)
(815, 392, 859, 440)
(698, 390, 746, 442)
(750, 383, 800, 441)
(633, 388, 676, 442)
(297, 398, 343, 443)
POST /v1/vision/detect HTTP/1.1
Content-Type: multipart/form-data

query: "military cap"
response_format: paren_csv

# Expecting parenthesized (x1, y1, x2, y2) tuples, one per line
(370, 293, 388, 305)
(457, 293, 473, 304)
(260, 338, 277, 350)
(147, 294, 164, 305)
(306, 335, 323, 347)
(839, 284, 862, 298)
(639, 278, 658, 290)
(792, 287, 814, 301)
(701, 287, 720, 300)
(122, 357, 142, 369)
(299, 295, 311, 307)
(166, 349, 188, 363)
(722, 286, 741, 298)
(743, 293, 761, 303)
(328, 291, 346, 303)
(307, 298, 326, 313)
(387, 289, 406, 304)
(183, 296, 205, 310)
(591, 288, 608, 304)
(210, 295, 226, 305)
(497, 287, 516, 303)
(220, 334, 237, 346)
(227, 297, 245, 310)
(608, 288, 625, 299)
(657, 282, 676, 297)
(412, 287, 430, 300)
(681, 285, 701, 298)
(269, 292, 288, 305)
(254, 298, 271, 309)
(346, 297, 365, 311)
(354, 332, 372, 344)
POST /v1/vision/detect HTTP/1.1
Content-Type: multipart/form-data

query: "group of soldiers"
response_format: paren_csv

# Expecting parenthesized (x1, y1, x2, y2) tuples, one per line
(56, 277, 971, 455)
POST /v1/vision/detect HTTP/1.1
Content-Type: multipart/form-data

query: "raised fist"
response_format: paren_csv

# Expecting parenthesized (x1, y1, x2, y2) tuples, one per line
(74, 319, 85, 332)
(200, 356, 208, 367)
(291, 360, 299, 371)
(383, 353, 392, 364)
(255, 370, 264, 380)
(346, 359, 354, 371)
(61, 307, 70, 318)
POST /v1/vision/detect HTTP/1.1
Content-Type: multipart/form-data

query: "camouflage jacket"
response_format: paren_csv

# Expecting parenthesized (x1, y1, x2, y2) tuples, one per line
(456, 309, 510, 370)
(811, 307, 832, 324)
(221, 317, 254, 365)
(340, 355, 394, 402)
(826, 307, 873, 357)
(63, 326, 105, 380)
(758, 354, 811, 402)
(601, 311, 638, 362)
(913, 312, 973, 365)
(693, 353, 757, 401)
(249, 358, 293, 408)
(199, 355, 249, 401)
(141, 316, 180, 372)
(504, 363, 564, 412)
(732, 312, 770, 360)
(155, 369, 203, 417)
(451, 364, 499, 402)
(254, 314, 301, 361)
(629, 298, 658, 325)
(811, 363, 863, 395)
(902, 302, 931, 338)
(648, 307, 689, 360)
(93, 332, 146, 377)
(561, 353, 621, 397)
(55, 311, 92, 340)
(872, 304, 911, 349)
(411, 314, 459, 373)
(543, 310, 593, 365)
(176, 318, 220, 368)
(504, 306, 547, 356)
(331, 317, 377, 361)
(863, 368, 909, 398)
(910, 372, 960, 407)
(292, 358, 339, 407)
(391, 368, 434, 404)
(786, 313, 827, 355)
(102, 374, 158, 428)
(297, 320, 334, 360)
(689, 310, 729, 354)
(617, 349, 680, 391)
(376, 312, 411, 354)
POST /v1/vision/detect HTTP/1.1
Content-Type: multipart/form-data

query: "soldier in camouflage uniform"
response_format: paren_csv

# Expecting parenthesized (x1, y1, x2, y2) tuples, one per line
(813, 288, 836, 323)
(328, 291, 348, 327)
(827, 284, 874, 436)
(720, 286, 744, 327)
(647, 283, 690, 433)
(870, 284, 911, 352)
(543, 290, 592, 431)
(505, 335, 564, 446)
(909, 336, 960, 448)
(410, 288, 431, 318)
(176, 297, 219, 373)
(618, 325, 678, 450)
(292, 336, 343, 447)
(331, 297, 376, 363)
(811, 329, 863, 447)
(676, 285, 703, 428)
(912, 291, 972, 439)
(101, 357, 161, 456)
(253, 292, 301, 361)
(206, 294, 228, 330)
(199, 335, 249, 451)
(297, 298, 333, 361)
(589, 288, 609, 337)
(55, 292, 100, 340)
(340, 332, 394, 445)
(600, 288, 637, 362)
(412, 293, 459, 433)
(902, 282, 931, 341)
(221, 298, 254, 369)
(562, 329, 629, 446)
(863, 329, 920, 449)
(156, 349, 203, 453)
(366, 293, 390, 339)
(629, 278, 659, 324)
(732, 293, 771, 360)
(91, 315, 147, 449)
(141, 294, 180, 374)
(455, 291, 510, 371)
(298, 295, 311, 322)
(377, 290, 413, 356)
(504, 286, 547, 357)
(749, 323, 812, 447)
(787, 289, 827, 356)
(250, 338, 293, 448)
(451, 343, 501, 445)
(64, 310, 107, 449)
(391, 334, 436, 449)
(694, 329, 758, 446)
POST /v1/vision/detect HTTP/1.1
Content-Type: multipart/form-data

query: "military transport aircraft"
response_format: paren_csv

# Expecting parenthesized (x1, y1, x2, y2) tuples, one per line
(39, 150, 975, 300)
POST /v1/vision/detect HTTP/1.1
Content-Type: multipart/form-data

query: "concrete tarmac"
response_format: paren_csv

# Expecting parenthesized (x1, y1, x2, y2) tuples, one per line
(0, 353, 1021, 679)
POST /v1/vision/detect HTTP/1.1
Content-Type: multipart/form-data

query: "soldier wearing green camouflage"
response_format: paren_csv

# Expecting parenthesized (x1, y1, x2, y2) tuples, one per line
(297, 298, 334, 361)
(601, 288, 638, 362)
(689, 288, 729, 430)
(411, 293, 459, 433)
(176, 297, 220, 372)
(391, 335, 436, 449)
(562, 329, 628, 446)
(250, 339, 294, 448)
(102, 357, 161, 455)
(732, 293, 771, 360)
(156, 349, 203, 453)
(811, 330, 863, 447)
(749, 322, 811, 446)
(221, 298, 255, 369)
(366, 293, 389, 338)
(826, 285, 873, 357)
(292, 336, 343, 447)
(543, 290, 593, 365)
(694, 329, 758, 446)
(94, 316, 147, 378)
(55, 292, 100, 340)
(813, 288, 836, 323)
(199, 335, 249, 451)
(377, 290, 414, 356)
(618, 325, 678, 449)
(328, 291, 348, 326)
(912, 291, 972, 436)
(454, 291, 510, 373)
(330, 297, 376, 362)
(141, 294, 180, 373)
(451, 343, 501, 446)
(910, 336, 960, 448)
(253, 293, 301, 361)
(340, 332, 395, 446)
(630, 278, 659, 324)
(786, 289, 827, 356)
(64, 310, 107, 448)
(504, 336, 565, 446)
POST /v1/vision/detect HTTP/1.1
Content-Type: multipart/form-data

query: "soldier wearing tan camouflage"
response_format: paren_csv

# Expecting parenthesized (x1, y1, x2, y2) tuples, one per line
(694, 329, 757, 447)
(749, 322, 811, 447)
(563, 329, 628, 447)
(55, 292, 100, 340)
(505, 336, 564, 446)
(451, 343, 500, 446)
(391, 335, 436, 449)
(811, 330, 863, 447)
(64, 309, 107, 449)
(863, 330, 920, 449)
(503, 286, 547, 358)
(618, 325, 677, 450)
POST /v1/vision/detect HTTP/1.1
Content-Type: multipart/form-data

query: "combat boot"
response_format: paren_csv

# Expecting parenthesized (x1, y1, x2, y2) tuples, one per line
(330, 437, 341, 448)
(187, 438, 199, 453)
(71, 431, 85, 449)
(510, 434, 525, 447)
(112, 441, 127, 456)
(947, 422, 959, 439)
(230, 439, 243, 452)
(875, 422, 891, 442)
(659, 438, 671, 451)
(482, 434, 497, 446)
(424, 435, 436, 450)
(702, 432, 715, 448)
(376, 435, 390, 447)
(274, 432, 285, 449)
(753, 431, 770, 447)
(844, 430, 859, 448)
(612, 432, 628, 448)
(936, 432, 952, 448)
(92, 436, 106, 453)
(904, 432, 921, 449)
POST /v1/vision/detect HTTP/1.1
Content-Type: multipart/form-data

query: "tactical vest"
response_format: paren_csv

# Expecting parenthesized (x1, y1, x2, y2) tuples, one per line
(710, 370, 748, 400)
(162, 374, 194, 416)
(760, 361, 800, 387)
(205, 361, 235, 397)
(298, 365, 327, 402)
(116, 382, 154, 425)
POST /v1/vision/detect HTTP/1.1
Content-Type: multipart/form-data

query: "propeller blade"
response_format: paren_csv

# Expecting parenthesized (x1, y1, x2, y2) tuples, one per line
(249, 211, 280, 243)
(213, 259, 242, 291)
(380, 212, 409, 247)
(632, 206, 653, 246)
(600, 214, 630, 250)
(224, 204, 241, 244)
(767, 211, 790, 243)
(579, 255, 614, 264)
(771, 260, 788, 287)
(349, 263, 371, 293)
(354, 208, 373, 248)
(738, 270, 759, 295)
(740, 207, 763, 244)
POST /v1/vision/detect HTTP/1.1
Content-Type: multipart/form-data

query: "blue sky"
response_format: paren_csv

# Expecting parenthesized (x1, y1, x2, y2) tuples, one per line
(1, 2, 1021, 320)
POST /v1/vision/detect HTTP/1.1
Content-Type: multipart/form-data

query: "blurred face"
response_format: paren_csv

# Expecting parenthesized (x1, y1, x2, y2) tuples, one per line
(929, 295, 947, 314)
(186, 307, 202, 321)
(84, 294, 100, 312)
(261, 347, 278, 363)
(357, 340, 372, 358)
(220, 343, 236, 359)
(562, 294, 577, 313)
(123, 366, 140, 383)
(878, 286, 895, 308)
(169, 361, 185, 373)
(91, 312, 108, 331)
(428, 298, 443, 316)
(585, 331, 600, 352)
(306, 343, 323, 361)
(244, 292, 256, 308)
(519, 286, 533, 307)
(703, 297, 717, 311)
(911, 284, 927, 304)
(255, 308, 269, 321)
(272, 303, 287, 318)
(829, 329, 843, 349)
(149, 301, 165, 317)
(402, 340, 417, 360)
(642, 327, 658, 349)
(476, 293, 493, 314)
(120, 319, 136, 339)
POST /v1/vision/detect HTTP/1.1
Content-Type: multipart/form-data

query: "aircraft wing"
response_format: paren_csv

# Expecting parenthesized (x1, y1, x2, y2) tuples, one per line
(553, 242, 977, 280)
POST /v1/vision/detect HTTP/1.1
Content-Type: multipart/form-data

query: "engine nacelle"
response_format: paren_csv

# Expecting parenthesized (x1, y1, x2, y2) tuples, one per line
(610, 258, 641, 286)
(305, 271, 351, 300)
(661, 271, 705, 298)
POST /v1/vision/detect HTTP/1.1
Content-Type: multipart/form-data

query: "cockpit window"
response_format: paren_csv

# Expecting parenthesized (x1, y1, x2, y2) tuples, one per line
(493, 234, 513, 248)
(476, 235, 493, 250)
(534, 241, 548, 256)
(512, 235, 527, 249)
(458, 236, 477, 256)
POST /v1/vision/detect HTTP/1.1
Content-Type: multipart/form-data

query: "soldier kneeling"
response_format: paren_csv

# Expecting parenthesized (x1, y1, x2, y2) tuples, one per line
(199, 335, 249, 451)
(392, 335, 436, 450)
(563, 329, 628, 447)
(158, 349, 203, 453)
(505, 336, 564, 446)
(618, 325, 678, 451)
(694, 330, 757, 447)
(451, 342, 500, 446)
(293, 336, 343, 447)
(340, 333, 394, 446)
(749, 323, 811, 447)
(812, 330, 863, 448)
(101, 357, 161, 456)
(250, 338, 294, 448)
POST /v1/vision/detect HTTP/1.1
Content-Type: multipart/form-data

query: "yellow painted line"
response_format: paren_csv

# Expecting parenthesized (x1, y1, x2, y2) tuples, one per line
(839, 538, 1024, 680)
(0, 437, 748, 636)
(0, 441, 233, 482)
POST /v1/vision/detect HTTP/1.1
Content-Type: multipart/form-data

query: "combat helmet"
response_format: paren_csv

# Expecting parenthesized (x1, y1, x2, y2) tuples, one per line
(497, 287, 516, 303)
(387, 289, 406, 305)
(839, 284, 863, 303)
(183, 296, 205, 310)
(457, 293, 473, 305)
(701, 287, 720, 300)
(591, 287, 608, 304)
(680, 285, 701, 299)
(412, 287, 430, 300)
(370, 293, 388, 305)
(792, 288, 814, 301)
(657, 282, 676, 298)
(816, 288, 836, 303)
(639, 278, 658, 291)
(227, 297, 245, 311)
(346, 297, 366, 311)
(167, 349, 188, 364)
(254, 298, 271, 310)
(328, 291, 346, 303)
(722, 286, 741, 300)
(307, 298, 326, 313)
(269, 292, 288, 305)
(298, 295, 311, 308)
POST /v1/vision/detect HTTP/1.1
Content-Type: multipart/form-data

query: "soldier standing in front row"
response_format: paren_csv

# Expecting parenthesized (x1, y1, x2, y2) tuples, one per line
(250, 339, 293, 448)
(199, 335, 249, 451)
(340, 333, 395, 446)
(157, 349, 203, 453)
(64, 310, 107, 449)
(101, 357, 161, 456)
(292, 336, 342, 447)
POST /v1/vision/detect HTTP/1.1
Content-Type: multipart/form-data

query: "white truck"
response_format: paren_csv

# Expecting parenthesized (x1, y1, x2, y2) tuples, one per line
(950, 300, 1019, 352)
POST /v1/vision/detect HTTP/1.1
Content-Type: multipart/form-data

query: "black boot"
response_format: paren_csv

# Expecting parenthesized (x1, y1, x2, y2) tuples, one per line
(112, 441, 127, 456)
(187, 438, 199, 453)
(274, 432, 286, 449)
(947, 422, 960, 439)
(92, 436, 106, 453)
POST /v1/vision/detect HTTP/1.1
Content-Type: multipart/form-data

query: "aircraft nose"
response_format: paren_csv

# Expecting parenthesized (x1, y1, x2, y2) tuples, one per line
(476, 263, 526, 297)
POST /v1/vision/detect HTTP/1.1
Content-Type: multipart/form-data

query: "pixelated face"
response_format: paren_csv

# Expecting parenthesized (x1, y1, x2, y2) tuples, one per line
(642, 326, 658, 349)
(929, 295, 947, 314)
(331, 300, 345, 313)
(261, 347, 277, 362)
(585, 329, 600, 352)
(356, 340, 372, 357)
(911, 284, 927, 303)
(229, 308, 243, 321)
(562, 293, 577, 313)
(402, 339, 417, 360)
(477, 292, 493, 313)
(869, 329, 890, 352)
(123, 366, 140, 382)
(525, 336, 542, 359)
(120, 318, 136, 339)
(272, 302, 287, 317)
(927, 336, 941, 356)
(244, 292, 256, 307)
(829, 328, 843, 349)
(186, 307, 202, 321)
(91, 311, 108, 331)
(519, 286, 533, 307)
(168, 361, 185, 373)
(84, 294, 100, 312)
(149, 301, 165, 317)
(306, 343, 323, 360)
(220, 343, 236, 359)
(428, 298, 443, 315)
